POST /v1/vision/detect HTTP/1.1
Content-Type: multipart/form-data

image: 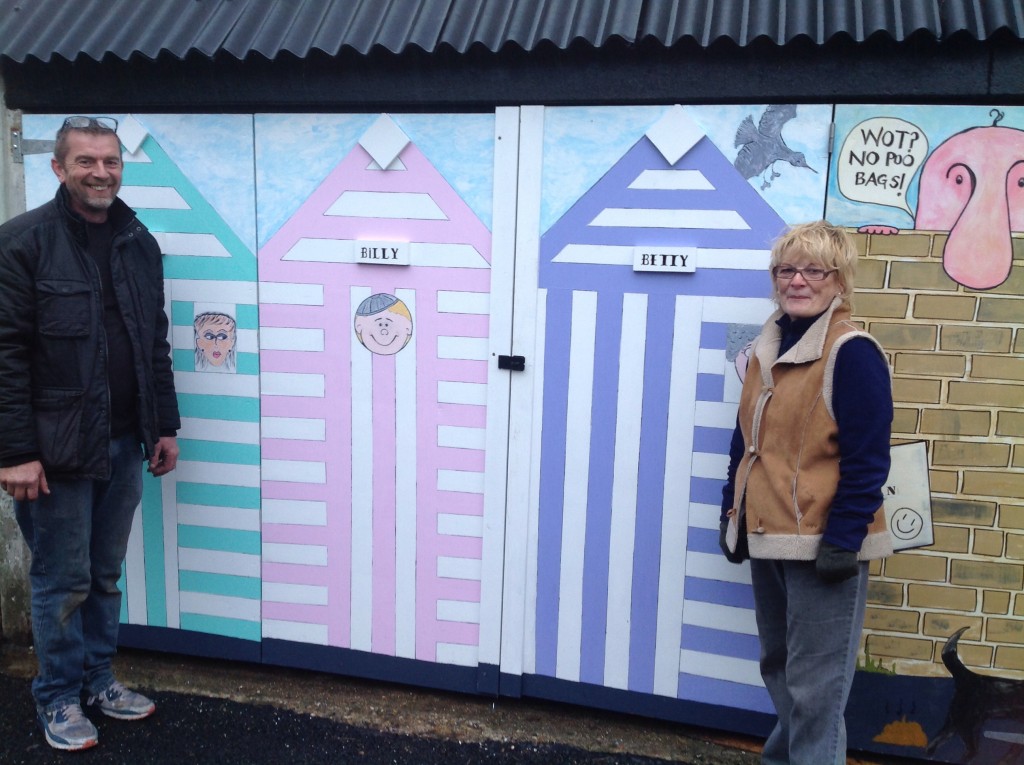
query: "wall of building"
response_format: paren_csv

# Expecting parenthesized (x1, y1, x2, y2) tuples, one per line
(852, 228, 1024, 676)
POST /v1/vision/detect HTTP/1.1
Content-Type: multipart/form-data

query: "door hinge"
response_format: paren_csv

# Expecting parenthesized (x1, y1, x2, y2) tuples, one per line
(10, 129, 56, 164)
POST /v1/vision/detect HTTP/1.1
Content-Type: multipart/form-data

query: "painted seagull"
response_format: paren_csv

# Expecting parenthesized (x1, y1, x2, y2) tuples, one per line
(734, 104, 817, 190)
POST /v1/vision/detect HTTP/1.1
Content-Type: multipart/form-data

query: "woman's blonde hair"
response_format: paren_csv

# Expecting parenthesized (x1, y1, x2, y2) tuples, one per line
(769, 221, 857, 309)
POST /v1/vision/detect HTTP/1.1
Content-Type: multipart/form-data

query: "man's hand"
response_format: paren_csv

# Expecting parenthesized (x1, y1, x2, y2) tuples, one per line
(0, 460, 50, 501)
(148, 436, 179, 477)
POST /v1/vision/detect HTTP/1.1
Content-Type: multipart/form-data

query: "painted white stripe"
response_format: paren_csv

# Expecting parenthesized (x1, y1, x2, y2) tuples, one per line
(168, 278, 257, 304)
(436, 642, 478, 666)
(437, 336, 489, 361)
(162, 473, 180, 629)
(437, 291, 489, 314)
(180, 417, 260, 444)
(698, 348, 726, 375)
(695, 248, 772, 270)
(262, 619, 329, 645)
(413, 243, 489, 269)
(263, 582, 328, 606)
(438, 556, 483, 580)
(261, 459, 326, 484)
(701, 296, 775, 324)
(173, 370, 260, 397)
(679, 650, 763, 686)
(119, 185, 190, 209)
(178, 548, 260, 577)
(522, 288, 547, 675)
(437, 425, 486, 451)
(654, 296, 702, 696)
(261, 416, 326, 441)
(125, 500, 146, 624)
(260, 327, 325, 352)
(552, 246, 770, 270)
(350, 286, 373, 652)
(326, 191, 447, 219)
(556, 290, 597, 683)
(604, 293, 647, 690)
(179, 591, 260, 621)
(152, 231, 230, 258)
(437, 600, 481, 623)
(259, 282, 325, 306)
(178, 504, 259, 532)
(438, 469, 485, 494)
(262, 499, 328, 526)
(262, 542, 328, 566)
(281, 239, 486, 268)
(689, 503, 723, 530)
(590, 209, 749, 230)
(682, 600, 758, 635)
(177, 461, 260, 488)
(437, 381, 488, 406)
(629, 169, 714, 190)
(691, 451, 730, 480)
(695, 401, 740, 430)
(395, 288, 418, 660)
(438, 513, 484, 538)
(261, 372, 325, 398)
(686, 550, 753, 585)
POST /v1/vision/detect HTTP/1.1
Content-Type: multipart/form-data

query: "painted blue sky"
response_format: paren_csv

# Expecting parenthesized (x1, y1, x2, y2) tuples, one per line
(23, 112, 496, 253)
(540, 104, 832, 233)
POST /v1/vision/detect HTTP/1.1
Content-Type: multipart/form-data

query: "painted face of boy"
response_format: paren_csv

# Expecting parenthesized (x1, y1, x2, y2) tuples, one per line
(355, 308, 413, 355)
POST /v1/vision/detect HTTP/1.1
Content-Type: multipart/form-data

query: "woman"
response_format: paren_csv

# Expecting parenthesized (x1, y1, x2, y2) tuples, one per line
(720, 221, 893, 764)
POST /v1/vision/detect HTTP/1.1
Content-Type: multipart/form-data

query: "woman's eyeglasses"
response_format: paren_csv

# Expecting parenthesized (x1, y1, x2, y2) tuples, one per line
(772, 265, 836, 281)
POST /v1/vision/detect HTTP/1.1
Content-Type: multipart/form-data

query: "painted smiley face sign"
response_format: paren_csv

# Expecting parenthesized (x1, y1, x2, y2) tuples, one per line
(890, 507, 926, 542)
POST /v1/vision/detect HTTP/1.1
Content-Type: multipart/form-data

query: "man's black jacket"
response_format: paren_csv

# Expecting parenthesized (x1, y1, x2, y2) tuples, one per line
(0, 187, 180, 479)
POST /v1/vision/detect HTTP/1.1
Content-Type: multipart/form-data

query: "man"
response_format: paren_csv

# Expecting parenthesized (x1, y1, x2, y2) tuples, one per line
(0, 116, 180, 751)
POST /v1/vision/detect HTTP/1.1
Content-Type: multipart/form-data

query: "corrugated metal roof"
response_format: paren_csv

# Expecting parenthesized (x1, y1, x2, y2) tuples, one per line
(1, 0, 1022, 65)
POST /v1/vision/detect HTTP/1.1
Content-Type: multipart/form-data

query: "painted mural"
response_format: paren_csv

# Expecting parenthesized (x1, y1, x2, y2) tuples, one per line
(15, 103, 1023, 764)
(254, 112, 502, 674)
(828, 105, 1024, 764)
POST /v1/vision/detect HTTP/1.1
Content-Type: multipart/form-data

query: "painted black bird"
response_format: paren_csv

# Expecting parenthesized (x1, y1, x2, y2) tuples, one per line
(734, 104, 816, 190)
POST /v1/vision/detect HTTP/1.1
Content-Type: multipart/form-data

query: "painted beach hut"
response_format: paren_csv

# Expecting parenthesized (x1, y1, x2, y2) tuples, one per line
(256, 114, 499, 683)
(527, 106, 785, 720)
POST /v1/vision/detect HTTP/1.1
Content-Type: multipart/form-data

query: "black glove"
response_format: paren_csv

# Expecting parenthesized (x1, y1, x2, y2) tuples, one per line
(815, 541, 860, 583)
(719, 519, 748, 564)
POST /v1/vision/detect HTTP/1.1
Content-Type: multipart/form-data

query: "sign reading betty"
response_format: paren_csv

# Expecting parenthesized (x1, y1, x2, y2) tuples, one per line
(632, 245, 697, 273)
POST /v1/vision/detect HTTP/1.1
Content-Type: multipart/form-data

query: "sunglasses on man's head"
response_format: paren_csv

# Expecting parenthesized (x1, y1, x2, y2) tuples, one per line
(61, 116, 118, 132)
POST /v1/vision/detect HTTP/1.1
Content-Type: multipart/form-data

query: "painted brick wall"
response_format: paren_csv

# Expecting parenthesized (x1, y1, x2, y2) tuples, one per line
(850, 228, 1024, 678)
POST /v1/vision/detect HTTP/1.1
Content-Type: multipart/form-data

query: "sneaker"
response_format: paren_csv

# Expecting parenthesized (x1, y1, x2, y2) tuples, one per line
(86, 681, 156, 720)
(37, 701, 99, 751)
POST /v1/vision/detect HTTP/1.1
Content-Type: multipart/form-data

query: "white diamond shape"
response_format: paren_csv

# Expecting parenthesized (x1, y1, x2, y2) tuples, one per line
(646, 105, 706, 165)
(359, 114, 410, 171)
(118, 114, 149, 155)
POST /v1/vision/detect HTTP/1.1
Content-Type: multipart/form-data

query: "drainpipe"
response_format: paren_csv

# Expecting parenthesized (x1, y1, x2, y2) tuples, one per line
(0, 95, 32, 644)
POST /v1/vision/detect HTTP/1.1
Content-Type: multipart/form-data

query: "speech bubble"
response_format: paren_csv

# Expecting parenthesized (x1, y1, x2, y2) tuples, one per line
(837, 118, 928, 219)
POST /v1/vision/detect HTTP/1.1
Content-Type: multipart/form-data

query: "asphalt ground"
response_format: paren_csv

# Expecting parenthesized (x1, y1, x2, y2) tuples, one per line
(0, 645, 915, 764)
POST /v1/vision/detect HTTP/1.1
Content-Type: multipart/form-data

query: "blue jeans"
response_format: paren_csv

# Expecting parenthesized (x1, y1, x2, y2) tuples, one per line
(15, 436, 143, 710)
(750, 558, 869, 765)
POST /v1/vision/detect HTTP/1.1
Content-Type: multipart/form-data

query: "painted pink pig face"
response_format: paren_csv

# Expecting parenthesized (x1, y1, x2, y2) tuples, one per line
(915, 126, 1024, 289)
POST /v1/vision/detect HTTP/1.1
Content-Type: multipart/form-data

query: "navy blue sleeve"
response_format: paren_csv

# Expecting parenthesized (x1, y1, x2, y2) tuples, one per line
(826, 337, 893, 550)
(721, 417, 745, 522)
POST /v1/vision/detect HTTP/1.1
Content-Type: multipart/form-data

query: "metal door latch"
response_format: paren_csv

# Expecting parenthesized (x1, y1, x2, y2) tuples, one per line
(497, 355, 526, 371)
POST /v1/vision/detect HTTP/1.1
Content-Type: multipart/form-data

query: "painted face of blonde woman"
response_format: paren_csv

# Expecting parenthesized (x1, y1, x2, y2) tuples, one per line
(195, 314, 236, 367)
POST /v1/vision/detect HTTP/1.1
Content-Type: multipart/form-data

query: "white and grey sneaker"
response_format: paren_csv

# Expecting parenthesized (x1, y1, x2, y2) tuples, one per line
(86, 680, 156, 720)
(37, 700, 99, 751)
